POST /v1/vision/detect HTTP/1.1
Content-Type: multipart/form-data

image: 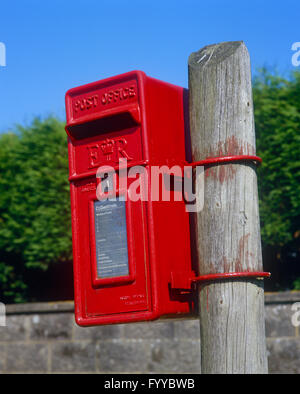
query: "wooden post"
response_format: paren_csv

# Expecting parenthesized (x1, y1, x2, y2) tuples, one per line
(188, 41, 268, 374)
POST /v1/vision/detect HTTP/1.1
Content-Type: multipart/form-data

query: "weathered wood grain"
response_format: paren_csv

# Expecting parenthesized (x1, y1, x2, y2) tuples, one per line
(188, 41, 268, 374)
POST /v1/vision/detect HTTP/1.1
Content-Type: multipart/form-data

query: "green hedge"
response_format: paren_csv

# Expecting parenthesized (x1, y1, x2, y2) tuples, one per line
(0, 117, 72, 302)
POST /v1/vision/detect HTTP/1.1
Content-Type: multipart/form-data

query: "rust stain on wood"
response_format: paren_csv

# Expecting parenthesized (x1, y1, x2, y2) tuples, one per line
(206, 287, 209, 312)
(204, 136, 255, 184)
(223, 232, 252, 272)
(206, 233, 253, 274)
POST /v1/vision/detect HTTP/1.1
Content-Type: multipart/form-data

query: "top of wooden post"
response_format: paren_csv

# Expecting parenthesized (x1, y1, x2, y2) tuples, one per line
(189, 41, 246, 69)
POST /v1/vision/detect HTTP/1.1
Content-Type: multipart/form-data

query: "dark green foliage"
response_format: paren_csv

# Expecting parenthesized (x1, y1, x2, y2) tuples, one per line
(293, 277, 300, 290)
(0, 118, 72, 302)
(253, 69, 300, 289)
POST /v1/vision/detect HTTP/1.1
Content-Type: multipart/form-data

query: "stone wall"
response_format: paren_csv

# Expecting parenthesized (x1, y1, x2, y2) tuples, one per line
(0, 291, 299, 374)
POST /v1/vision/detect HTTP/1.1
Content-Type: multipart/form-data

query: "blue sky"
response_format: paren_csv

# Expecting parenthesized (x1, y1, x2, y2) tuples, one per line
(0, 0, 299, 133)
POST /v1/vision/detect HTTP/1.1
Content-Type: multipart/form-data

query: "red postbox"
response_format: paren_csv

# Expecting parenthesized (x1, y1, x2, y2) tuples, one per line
(65, 71, 197, 326)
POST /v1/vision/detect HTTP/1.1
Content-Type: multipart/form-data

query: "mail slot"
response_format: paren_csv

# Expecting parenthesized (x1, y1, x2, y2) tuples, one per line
(65, 71, 196, 326)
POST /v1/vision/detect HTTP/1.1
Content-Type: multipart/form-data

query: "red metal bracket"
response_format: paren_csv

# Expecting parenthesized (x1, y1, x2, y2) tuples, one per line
(174, 154, 270, 288)
(185, 154, 262, 168)
(191, 271, 271, 284)
(171, 271, 271, 290)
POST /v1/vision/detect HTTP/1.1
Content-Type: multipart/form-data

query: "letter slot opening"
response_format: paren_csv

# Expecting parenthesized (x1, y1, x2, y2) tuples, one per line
(67, 109, 140, 140)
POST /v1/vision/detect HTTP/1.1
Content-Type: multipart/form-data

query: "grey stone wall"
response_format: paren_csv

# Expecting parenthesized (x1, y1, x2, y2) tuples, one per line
(0, 291, 299, 374)
(265, 292, 300, 374)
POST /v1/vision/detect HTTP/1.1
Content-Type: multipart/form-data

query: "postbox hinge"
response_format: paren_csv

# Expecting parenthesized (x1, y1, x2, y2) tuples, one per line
(170, 271, 195, 291)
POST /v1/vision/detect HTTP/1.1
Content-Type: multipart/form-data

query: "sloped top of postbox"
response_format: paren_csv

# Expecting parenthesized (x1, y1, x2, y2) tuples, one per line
(65, 71, 147, 128)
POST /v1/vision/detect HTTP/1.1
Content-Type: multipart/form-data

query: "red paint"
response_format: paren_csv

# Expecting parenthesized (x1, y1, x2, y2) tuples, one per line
(65, 71, 196, 326)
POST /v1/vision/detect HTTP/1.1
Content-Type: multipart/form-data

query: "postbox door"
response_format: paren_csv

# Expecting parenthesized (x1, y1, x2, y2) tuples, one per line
(72, 178, 150, 318)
